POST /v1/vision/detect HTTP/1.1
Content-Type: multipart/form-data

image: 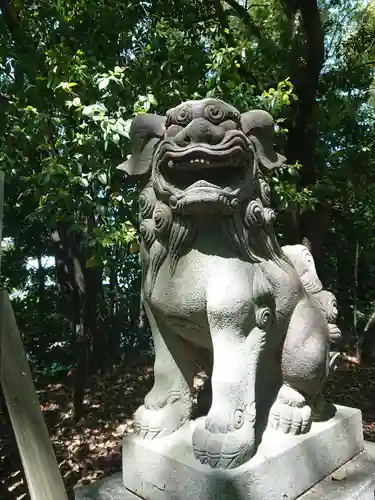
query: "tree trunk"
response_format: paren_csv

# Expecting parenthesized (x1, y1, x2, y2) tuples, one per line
(52, 224, 88, 423)
(283, 0, 326, 270)
(36, 255, 45, 324)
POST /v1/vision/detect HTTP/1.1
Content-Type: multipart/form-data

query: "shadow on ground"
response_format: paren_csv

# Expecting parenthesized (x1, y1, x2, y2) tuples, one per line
(1, 356, 375, 500)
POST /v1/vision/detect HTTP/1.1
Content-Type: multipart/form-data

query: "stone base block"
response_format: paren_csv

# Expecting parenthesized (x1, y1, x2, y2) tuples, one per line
(74, 473, 137, 500)
(121, 405, 364, 500)
(300, 441, 375, 500)
(73, 441, 375, 500)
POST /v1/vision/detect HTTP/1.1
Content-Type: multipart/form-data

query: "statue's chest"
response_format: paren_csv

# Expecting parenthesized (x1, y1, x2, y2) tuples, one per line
(146, 249, 210, 317)
(143, 250, 213, 346)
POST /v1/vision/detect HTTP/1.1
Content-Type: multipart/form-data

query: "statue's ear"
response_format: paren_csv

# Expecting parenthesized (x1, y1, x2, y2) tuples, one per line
(241, 110, 286, 170)
(117, 114, 166, 177)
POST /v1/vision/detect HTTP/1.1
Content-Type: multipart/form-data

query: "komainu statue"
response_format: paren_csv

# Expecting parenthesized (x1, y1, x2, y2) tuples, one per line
(282, 244, 342, 349)
(118, 98, 333, 470)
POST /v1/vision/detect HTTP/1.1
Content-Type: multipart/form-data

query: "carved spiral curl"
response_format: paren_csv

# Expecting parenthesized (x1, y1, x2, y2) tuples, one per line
(172, 104, 193, 126)
(139, 186, 157, 219)
(318, 291, 338, 323)
(264, 208, 276, 225)
(328, 295, 338, 322)
(231, 198, 240, 209)
(244, 199, 264, 228)
(259, 178, 271, 206)
(204, 103, 225, 124)
(139, 219, 155, 248)
(255, 307, 272, 330)
(233, 409, 245, 430)
(152, 202, 172, 236)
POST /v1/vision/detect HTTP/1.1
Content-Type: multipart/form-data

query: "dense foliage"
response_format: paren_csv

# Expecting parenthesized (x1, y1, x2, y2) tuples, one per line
(1, 0, 375, 416)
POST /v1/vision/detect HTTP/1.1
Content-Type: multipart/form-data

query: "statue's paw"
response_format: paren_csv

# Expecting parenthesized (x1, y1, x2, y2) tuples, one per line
(192, 416, 256, 469)
(144, 387, 185, 410)
(134, 397, 191, 439)
(268, 401, 311, 435)
(268, 384, 311, 435)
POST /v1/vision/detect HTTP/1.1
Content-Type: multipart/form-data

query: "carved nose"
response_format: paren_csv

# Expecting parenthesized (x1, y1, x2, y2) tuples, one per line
(174, 118, 225, 147)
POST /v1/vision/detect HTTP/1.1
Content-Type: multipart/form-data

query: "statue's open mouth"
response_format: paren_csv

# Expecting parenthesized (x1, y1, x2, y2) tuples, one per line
(157, 136, 249, 192)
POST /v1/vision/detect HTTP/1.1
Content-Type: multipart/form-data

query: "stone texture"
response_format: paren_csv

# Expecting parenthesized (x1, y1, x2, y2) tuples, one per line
(122, 405, 364, 500)
(74, 473, 138, 500)
(118, 98, 337, 470)
(300, 441, 375, 500)
(282, 244, 342, 348)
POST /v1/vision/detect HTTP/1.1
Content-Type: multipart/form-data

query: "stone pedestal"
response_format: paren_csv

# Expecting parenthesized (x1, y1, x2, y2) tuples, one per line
(74, 441, 375, 500)
(121, 405, 364, 500)
(75, 405, 375, 500)
(300, 441, 375, 500)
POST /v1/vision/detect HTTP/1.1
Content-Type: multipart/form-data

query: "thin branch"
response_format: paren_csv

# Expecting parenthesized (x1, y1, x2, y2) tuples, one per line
(211, 0, 259, 86)
(0, 0, 22, 40)
(0, 0, 48, 81)
(325, 8, 358, 60)
(224, 0, 262, 38)
(354, 240, 360, 359)
(351, 60, 375, 70)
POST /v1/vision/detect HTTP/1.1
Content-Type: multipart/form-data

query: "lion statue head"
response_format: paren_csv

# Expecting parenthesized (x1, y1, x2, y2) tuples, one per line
(119, 98, 290, 293)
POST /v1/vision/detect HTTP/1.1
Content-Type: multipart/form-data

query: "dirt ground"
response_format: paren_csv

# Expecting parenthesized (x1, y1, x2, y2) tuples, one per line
(1, 357, 375, 500)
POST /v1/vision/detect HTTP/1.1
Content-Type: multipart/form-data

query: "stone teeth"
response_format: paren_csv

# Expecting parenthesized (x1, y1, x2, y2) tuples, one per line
(186, 158, 213, 165)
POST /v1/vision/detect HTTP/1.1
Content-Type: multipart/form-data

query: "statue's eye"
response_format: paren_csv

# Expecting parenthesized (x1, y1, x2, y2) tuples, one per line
(172, 105, 192, 126)
(204, 104, 225, 123)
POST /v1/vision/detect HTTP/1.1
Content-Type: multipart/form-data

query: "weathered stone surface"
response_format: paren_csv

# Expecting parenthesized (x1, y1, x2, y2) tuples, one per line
(74, 473, 138, 500)
(300, 441, 375, 500)
(122, 405, 364, 500)
(282, 244, 342, 348)
(118, 98, 337, 470)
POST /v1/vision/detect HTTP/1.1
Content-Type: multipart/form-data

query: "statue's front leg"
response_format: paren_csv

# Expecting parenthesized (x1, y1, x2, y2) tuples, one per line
(268, 297, 330, 435)
(133, 303, 195, 439)
(192, 284, 272, 469)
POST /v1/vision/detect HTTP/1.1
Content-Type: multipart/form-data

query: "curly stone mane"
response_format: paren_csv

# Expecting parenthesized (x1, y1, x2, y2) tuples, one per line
(220, 156, 285, 266)
(138, 149, 290, 298)
(137, 182, 197, 296)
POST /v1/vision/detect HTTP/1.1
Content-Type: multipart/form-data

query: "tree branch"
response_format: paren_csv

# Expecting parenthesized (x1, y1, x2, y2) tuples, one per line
(224, 0, 262, 38)
(0, 0, 22, 41)
(210, 0, 259, 86)
(0, 0, 48, 80)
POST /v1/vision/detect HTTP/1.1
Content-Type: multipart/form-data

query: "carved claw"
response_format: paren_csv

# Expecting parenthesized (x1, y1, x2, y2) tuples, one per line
(134, 397, 191, 440)
(144, 388, 183, 410)
(192, 419, 256, 469)
(268, 385, 312, 435)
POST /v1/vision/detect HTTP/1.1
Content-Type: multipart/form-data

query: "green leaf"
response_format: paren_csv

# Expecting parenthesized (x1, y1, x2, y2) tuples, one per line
(85, 255, 101, 268)
(98, 78, 110, 91)
(98, 172, 108, 185)
(72, 97, 81, 107)
(82, 103, 107, 118)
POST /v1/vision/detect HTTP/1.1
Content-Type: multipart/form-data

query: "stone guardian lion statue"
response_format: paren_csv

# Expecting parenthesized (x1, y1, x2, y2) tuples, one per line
(118, 98, 332, 470)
